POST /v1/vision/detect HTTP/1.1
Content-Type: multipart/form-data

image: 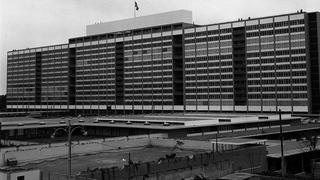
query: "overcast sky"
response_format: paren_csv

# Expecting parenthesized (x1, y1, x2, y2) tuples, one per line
(0, 0, 319, 95)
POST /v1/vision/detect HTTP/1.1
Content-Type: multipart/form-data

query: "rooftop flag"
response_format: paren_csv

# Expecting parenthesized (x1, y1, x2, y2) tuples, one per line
(135, 1, 139, 11)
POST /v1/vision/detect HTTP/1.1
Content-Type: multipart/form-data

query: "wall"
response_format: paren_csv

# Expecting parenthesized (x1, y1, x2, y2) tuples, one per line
(77, 145, 267, 180)
(0, 133, 260, 175)
(0, 134, 167, 166)
(148, 161, 233, 180)
(0, 172, 7, 180)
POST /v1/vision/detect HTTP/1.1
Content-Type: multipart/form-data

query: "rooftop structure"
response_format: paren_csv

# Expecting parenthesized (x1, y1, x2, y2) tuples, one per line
(86, 10, 193, 35)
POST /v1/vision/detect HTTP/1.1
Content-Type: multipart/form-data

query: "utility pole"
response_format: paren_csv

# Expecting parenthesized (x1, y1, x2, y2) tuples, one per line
(68, 119, 72, 180)
(0, 122, 2, 149)
(279, 109, 285, 177)
(133, 0, 136, 18)
(133, 1, 139, 18)
(215, 134, 218, 152)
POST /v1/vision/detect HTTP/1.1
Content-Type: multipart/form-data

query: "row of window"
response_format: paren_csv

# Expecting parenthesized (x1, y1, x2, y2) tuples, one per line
(185, 61, 232, 68)
(7, 57, 68, 66)
(184, 85, 307, 93)
(183, 19, 305, 37)
(246, 27, 305, 37)
(8, 49, 68, 57)
(124, 73, 173, 78)
(77, 95, 173, 100)
(186, 74, 233, 80)
(75, 44, 170, 56)
(186, 68, 233, 74)
(248, 86, 307, 92)
(246, 19, 305, 30)
(246, 33, 305, 44)
(247, 41, 305, 51)
(186, 94, 233, 99)
(248, 93, 307, 99)
(186, 81, 233, 87)
(186, 88, 233, 93)
(185, 93, 307, 100)
(247, 71, 306, 78)
(247, 63, 306, 71)
(248, 78, 306, 85)
(75, 83, 173, 90)
(185, 35, 232, 43)
(184, 26, 304, 41)
(246, 56, 305, 64)
(74, 36, 172, 49)
(185, 55, 233, 62)
(247, 49, 305, 57)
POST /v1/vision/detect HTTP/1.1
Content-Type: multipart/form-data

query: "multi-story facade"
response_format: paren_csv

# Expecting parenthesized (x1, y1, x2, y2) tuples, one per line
(6, 10, 320, 114)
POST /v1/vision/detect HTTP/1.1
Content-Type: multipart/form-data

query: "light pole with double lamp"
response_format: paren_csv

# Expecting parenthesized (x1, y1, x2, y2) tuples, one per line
(51, 119, 87, 180)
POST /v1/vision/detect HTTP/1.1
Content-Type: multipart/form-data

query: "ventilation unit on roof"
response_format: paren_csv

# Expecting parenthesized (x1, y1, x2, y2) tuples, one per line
(218, 118, 231, 122)
(258, 116, 269, 120)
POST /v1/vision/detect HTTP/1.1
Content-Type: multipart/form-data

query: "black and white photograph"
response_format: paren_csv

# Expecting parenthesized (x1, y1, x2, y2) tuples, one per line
(0, 0, 320, 179)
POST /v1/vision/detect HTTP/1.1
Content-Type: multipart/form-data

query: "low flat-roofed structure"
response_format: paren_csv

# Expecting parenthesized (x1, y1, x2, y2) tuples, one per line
(1, 113, 297, 129)
(0, 117, 69, 130)
(0, 166, 40, 180)
(94, 113, 296, 129)
(86, 10, 193, 35)
(0, 113, 303, 139)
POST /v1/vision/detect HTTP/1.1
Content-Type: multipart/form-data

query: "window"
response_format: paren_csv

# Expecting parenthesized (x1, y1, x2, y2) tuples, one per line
(17, 176, 25, 180)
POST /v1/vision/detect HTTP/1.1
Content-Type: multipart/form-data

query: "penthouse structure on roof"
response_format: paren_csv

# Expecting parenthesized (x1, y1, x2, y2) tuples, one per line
(6, 10, 320, 115)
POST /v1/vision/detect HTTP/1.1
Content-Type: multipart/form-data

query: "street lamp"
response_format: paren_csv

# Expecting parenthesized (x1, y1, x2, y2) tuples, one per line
(278, 109, 285, 177)
(51, 119, 87, 180)
(0, 122, 2, 149)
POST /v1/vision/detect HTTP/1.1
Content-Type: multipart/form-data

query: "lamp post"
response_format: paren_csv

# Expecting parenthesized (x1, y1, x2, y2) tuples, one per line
(0, 122, 2, 149)
(51, 119, 87, 180)
(279, 109, 285, 177)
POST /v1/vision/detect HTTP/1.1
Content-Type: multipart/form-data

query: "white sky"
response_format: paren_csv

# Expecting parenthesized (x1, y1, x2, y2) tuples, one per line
(0, 0, 319, 95)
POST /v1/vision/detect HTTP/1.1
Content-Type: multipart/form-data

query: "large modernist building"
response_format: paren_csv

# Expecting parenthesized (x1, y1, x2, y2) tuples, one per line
(6, 10, 320, 114)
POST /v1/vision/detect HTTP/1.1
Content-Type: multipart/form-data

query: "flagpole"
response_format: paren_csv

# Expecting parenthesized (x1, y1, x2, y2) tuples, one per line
(134, 0, 136, 18)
